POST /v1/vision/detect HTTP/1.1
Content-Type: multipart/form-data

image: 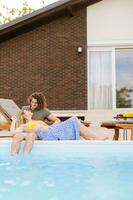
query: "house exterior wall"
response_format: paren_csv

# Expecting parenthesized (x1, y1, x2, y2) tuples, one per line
(0, 7, 87, 110)
(87, 0, 133, 42)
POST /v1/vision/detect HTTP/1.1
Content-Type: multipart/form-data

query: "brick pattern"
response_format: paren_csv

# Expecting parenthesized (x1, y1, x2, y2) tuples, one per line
(0, 7, 87, 110)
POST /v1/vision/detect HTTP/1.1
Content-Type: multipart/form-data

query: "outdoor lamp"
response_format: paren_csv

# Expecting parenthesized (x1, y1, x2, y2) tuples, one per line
(77, 47, 83, 54)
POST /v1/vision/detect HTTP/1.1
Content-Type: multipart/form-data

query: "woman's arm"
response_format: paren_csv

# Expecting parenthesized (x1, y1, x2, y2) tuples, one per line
(47, 114, 61, 125)
(11, 125, 23, 133)
(10, 125, 24, 136)
(10, 116, 17, 131)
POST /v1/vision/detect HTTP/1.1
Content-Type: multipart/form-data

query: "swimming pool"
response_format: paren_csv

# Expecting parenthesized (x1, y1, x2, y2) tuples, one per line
(0, 140, 133, 200)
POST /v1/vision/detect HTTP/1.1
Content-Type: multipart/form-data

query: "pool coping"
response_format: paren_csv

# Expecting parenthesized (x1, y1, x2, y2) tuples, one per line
(34, 141, 133, 153)
(0, 140, 133, 144)
(1, 140, 133, 154)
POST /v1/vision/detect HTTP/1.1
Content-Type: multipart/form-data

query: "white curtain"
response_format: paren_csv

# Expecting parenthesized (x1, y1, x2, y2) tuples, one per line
(89, 50, 112, 109)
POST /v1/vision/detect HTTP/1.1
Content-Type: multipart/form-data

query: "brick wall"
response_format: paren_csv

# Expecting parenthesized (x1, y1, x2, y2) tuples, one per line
(0, 7, 87, 110)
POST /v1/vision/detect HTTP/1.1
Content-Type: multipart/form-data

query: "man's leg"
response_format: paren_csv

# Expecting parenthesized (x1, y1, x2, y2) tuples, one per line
(76, 118, 108, 140)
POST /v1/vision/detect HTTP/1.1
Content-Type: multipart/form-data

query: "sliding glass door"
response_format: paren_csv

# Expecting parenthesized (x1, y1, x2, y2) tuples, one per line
(88, 47, 133, 109)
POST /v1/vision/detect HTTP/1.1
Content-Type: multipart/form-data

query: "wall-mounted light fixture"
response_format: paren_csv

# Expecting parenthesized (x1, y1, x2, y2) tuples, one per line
(77, 47, 83, 54)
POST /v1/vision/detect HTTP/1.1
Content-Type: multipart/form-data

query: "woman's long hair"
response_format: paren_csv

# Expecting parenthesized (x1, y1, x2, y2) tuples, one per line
(15, 111, 27, 128)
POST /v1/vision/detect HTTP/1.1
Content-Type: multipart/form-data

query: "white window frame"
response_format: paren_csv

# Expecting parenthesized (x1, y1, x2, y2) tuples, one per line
(87, 41, 133, 110)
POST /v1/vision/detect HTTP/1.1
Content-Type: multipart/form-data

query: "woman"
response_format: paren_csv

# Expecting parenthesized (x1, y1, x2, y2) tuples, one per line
(22, 92, 60, 124)
(11, 92, 60, 155)
(11, 110, 108, 155)
(10, 111, 41, 156)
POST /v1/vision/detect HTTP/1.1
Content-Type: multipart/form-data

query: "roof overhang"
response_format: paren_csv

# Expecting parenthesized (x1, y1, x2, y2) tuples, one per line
(0, 0, 102, 40)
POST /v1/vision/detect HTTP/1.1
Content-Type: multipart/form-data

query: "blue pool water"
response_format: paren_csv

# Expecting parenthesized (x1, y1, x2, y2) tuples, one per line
(0, 141, 133, 200)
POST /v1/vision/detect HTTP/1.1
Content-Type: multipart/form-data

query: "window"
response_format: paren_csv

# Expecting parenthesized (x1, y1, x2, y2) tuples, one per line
(116, 49, 133, 108)
(88, 47, 133, 109)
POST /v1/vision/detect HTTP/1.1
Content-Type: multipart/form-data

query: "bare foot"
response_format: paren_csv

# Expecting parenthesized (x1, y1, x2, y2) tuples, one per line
(91, 135, 110, 140)
(11, 151, 18, 156)
(99, 135, 110, 140)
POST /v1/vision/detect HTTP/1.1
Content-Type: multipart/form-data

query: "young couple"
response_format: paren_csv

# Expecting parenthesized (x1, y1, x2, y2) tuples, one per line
(11, 92, 108, 155)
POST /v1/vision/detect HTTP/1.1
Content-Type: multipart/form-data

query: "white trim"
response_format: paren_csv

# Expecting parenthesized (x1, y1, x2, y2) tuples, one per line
(87, 47, 90, 110)
(51, 110, 87, 117)
(87, 47, 112, 51)
(86, 6, 89, 111)
(87, 40, 133, 47)
(112, 48, 116, 109)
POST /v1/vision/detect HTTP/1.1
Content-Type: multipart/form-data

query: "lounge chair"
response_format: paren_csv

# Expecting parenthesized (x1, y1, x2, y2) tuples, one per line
(0, 99, 20, 137)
